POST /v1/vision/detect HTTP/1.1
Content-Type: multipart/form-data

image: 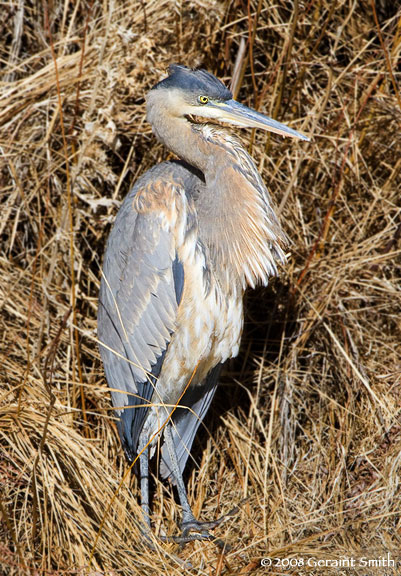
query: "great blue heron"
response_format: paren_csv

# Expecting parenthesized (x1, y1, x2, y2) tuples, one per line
(98, 64, 308, 544)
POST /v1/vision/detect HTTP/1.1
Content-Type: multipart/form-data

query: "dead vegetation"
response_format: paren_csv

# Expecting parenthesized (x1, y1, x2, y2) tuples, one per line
(1, 0, 401, 574)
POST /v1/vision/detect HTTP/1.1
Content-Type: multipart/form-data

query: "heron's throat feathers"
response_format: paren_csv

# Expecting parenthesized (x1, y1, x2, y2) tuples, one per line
(195, 126, 288, 288)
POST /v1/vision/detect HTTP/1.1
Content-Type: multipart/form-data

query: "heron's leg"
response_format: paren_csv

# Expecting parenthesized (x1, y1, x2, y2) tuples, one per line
(138, 435, 151, 532)
(163, 422, 240, 546)
(163, 422, 198, 527)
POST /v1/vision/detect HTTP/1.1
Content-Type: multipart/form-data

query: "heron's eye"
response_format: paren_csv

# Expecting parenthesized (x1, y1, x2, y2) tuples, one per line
(198, 95, 209, 104)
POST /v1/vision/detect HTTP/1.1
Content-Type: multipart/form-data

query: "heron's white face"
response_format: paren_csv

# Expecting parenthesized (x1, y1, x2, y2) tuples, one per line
(146, 87, 214, 120)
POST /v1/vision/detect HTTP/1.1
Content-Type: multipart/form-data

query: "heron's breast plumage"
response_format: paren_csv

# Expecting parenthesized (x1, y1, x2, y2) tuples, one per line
(168, 238, 243, 380)
(143, 220, 243, 443)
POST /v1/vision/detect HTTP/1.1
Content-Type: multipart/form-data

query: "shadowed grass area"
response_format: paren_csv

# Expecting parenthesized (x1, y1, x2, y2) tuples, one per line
(1, 1, 400, 574)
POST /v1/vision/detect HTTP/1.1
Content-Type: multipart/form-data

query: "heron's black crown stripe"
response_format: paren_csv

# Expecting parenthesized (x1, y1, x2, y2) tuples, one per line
(152, 64, 232, 102)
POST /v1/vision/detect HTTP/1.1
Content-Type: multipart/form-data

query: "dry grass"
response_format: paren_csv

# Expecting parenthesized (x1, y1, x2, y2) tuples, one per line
(1, 0, 401, 574)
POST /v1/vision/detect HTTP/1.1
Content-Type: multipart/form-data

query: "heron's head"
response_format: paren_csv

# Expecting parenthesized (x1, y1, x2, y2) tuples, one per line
(147, 64, 309, 141)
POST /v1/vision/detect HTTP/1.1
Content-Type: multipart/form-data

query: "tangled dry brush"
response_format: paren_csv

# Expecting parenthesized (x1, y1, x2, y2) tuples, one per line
(1, 1, 400, 574)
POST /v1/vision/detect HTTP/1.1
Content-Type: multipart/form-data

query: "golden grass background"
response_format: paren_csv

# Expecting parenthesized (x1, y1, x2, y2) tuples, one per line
(1, 1, 400, 574)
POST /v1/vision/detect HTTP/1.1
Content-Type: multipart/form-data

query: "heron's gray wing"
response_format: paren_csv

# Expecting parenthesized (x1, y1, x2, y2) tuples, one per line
(159, 364, 222, 482)
(98, 173, 187, 461)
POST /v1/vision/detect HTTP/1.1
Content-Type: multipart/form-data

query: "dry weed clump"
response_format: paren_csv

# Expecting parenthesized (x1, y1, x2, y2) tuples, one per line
(1, 1, 400, 574)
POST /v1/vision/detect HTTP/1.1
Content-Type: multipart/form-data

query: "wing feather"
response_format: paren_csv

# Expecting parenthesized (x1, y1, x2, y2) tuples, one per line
(98, 168, 191, 460)
(159, 365, 222, 481)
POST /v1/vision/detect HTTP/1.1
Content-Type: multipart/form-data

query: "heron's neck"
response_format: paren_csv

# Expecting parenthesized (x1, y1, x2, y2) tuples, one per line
(148, 107, 211, 173)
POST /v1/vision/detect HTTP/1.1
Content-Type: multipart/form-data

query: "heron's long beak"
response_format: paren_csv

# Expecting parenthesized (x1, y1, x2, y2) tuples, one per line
(209, 99, 309, 141)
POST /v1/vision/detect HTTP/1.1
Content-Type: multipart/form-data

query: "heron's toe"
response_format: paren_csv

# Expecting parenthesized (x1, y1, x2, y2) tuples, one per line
(181, 521, 213, 540)
(180, 520, 230, 550)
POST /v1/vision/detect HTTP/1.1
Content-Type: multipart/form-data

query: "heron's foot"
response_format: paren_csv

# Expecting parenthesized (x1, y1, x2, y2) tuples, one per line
(181, 519, 228, 550)
(161, 502, 241, 548)
(183, 505, 239, 547)
(160, 528, 214, 544)
(181, 514, 230, 536)
(160, 528, 227, 550)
